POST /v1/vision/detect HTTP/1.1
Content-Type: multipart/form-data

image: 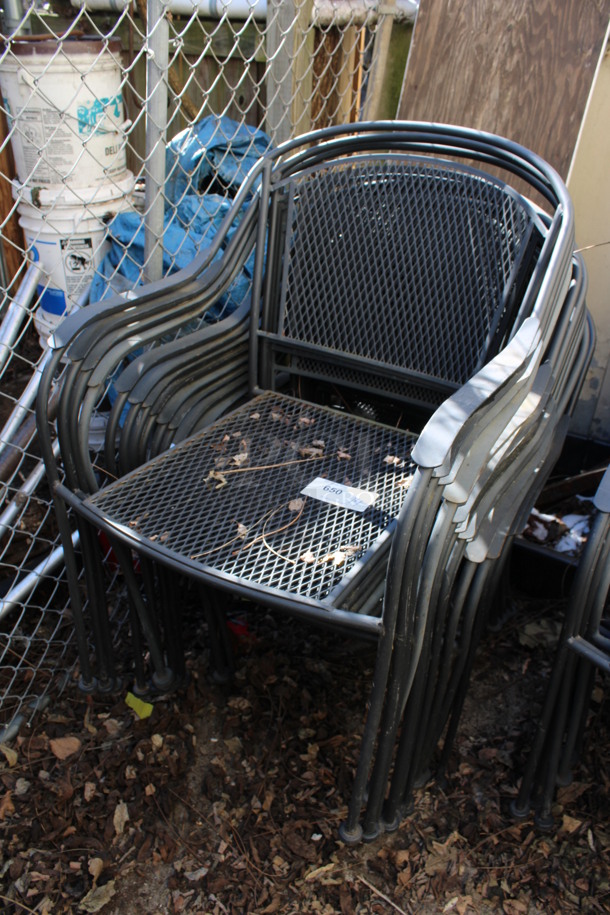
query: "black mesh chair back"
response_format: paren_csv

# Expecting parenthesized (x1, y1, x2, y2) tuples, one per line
(255, 157, 543, 409)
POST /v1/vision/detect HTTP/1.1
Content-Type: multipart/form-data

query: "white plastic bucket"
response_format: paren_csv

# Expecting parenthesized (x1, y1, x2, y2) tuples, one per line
(15, 172, 136, 327)
(33, 303, 67, 350)
(0, 38, 129, 187)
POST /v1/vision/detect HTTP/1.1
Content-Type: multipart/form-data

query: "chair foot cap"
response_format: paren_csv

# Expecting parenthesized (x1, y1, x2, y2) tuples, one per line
(362, 822, 384, 842)
(96, 676, 122, 694)
(534, 811, 555, 831)
(152, 668, 176, 692)
(509, 799, 530, 820)
(338, 822, 363, 845)
(383, 798, 414, 832)
(78, 676, 98, 694)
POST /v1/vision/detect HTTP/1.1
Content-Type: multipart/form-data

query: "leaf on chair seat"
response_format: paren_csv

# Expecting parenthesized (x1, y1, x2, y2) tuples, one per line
(289, 498, 304, 512)
(299, 445, 324, 458)
(232, 451, 249, 467)
(300, 550, 317, 564)
(319, 551, 346, 566)
(206, 470, 228, 489)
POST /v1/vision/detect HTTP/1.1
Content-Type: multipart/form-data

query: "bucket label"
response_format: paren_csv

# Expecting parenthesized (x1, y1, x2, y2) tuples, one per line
(18, 107, 82, 179)
(61, 236, 94, 298)
(77, 93, 123, 136)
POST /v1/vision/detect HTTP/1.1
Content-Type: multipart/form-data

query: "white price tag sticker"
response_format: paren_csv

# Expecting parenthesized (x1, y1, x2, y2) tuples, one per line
(301, 477, 378, 513)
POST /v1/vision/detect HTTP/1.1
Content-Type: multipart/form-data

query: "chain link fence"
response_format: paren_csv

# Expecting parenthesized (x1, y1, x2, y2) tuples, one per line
(0, 0, 415, 735)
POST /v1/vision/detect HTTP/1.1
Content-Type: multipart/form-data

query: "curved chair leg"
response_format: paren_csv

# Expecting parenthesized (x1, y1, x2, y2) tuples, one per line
(78, 521, 119, 690)
(339, 471, 438, 844)
(360, 493, 454, 840)
(199, 585, 234, 684)
(111, 542, 175, 691)
(513, 509, 610, 820)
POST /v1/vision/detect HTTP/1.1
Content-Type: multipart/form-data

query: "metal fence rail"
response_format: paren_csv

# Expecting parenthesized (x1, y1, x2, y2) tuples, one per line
(0, 0, 415, 734)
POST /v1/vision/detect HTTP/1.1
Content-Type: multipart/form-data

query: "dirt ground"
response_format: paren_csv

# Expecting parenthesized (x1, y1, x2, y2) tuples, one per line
(0, 585, 609, 915)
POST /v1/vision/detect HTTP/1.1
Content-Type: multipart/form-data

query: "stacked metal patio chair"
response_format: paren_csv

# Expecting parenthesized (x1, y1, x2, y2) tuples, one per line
(36, 122, 592, 842)
(513, 463, 610, 827)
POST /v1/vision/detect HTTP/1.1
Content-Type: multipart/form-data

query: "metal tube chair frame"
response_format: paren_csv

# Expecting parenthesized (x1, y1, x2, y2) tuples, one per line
(37, 122, 583, 842)
(377, 289, 594, 835)
(513, 463, 610, 827)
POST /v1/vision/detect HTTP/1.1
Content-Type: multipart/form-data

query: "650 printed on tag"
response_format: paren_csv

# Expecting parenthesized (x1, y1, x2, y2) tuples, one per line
(300, 477, 378, 513)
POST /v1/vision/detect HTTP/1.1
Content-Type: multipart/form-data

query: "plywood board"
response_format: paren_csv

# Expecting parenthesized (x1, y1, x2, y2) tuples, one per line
(567, 30, 610, 443)
(399, 0, 610, 179)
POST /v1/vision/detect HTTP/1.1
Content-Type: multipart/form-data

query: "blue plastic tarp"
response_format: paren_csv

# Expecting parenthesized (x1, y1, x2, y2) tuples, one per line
(89, 115, 272, 316)
(165, 115, 272, 207)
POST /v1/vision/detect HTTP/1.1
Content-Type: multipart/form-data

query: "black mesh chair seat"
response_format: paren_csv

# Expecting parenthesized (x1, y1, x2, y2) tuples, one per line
(84, 392, 417, 620)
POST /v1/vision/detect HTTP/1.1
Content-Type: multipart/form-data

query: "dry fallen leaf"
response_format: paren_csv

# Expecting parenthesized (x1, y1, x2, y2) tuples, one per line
(50, 736, 81, 760)
(288, 498, 304, 512)
(232, 451, 249, 467)
(236, 522, 249, 539)
(305, 862, 337, 882)
(206, 470, 227, 489)
(300, 550, 316, 563)
(227, 696, 252, 711)
(78, 880, 116, 913)
(14, 778, 30, 796)
(0, 791, 15, 820)
(299, 445, 324, 458)
(88, 856, 104, 886)
(185, 865, 209, 882)
(318, 550, 347, 566)
(113, 800, 130, 836)
(103, 718, 121, 737)
(560, 814, 582, 834)
(0, 743, 18, 767)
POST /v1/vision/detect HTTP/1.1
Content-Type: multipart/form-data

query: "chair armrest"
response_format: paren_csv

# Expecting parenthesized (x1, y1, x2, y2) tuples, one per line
(412, 316, 541, 474)
(113, 297, 250, 403)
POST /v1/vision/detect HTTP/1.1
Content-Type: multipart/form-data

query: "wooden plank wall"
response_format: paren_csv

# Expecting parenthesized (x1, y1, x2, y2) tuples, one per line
(398, 0, 610, 179)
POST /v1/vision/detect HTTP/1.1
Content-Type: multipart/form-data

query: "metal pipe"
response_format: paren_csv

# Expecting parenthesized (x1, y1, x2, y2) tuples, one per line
(143, 0, 170, 284)
(0, 382, 60, 483)
(69, 0, 419, 22)
(0, 262, 42, 374)
(2, 0, 31, 33)
(0, 529, 80, 621)
(0, 441, 60, 540)
(72, 0, 267, 16)
(0, 350, 52, 461)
